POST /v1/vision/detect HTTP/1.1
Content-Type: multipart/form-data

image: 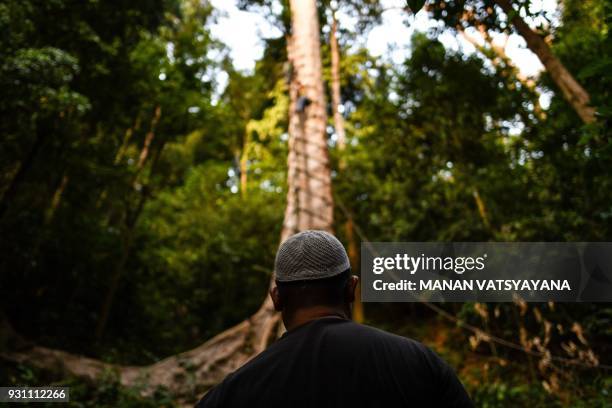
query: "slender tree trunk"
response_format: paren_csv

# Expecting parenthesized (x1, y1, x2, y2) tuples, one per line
(345, 218, 364, 322)
(93, 196, 143, 341)
(92, 114, 143, 212)
(330, 12, 346, 150)
(240, 130, 249, 197)
(44, 172, 70, 225)
(95, 109, 162, 340)
(114, 114, 143, 165)
(0, 128, 44, 220)
(494, 0, 596, 124)
(136, 106, 161, 171)
(96, 111, 146, 213)
(330, 10, 364, 322)
(2, 1, 334, 402)
(472, 188, 492, 232)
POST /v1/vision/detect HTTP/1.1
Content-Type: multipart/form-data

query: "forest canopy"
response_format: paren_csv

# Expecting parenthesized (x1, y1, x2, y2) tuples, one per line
(1, 0, 611, 406)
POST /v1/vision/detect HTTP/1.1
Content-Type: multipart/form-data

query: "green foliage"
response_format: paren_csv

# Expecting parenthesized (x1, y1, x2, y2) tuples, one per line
(469, 381, 562, 408)
(0, 0, 288, 366)
(332, 15, 612, 406)
(336, 33, 532, 241)
(0, 363, 178, 407)
(467, 371, 612, 408)
(1, 0, 612, 406)
(126, 161, 283, 357)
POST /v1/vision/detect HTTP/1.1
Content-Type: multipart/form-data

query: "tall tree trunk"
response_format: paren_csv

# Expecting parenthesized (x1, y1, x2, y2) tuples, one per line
(330, 9, 363, 322)
(1, 1, 334, 403)
(95, 108, 162, 340)
(494, 0, 596, 124)
(330, 11, 346, 150)
(283, 0, 333, 238)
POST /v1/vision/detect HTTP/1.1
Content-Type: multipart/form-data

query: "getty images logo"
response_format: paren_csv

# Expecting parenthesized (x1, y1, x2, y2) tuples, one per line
(372, 253, 488, 275)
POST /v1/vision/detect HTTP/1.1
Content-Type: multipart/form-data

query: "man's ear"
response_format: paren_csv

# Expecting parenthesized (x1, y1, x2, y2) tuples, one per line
(270, 285, 283, 311)
(345, 275, 359, 303)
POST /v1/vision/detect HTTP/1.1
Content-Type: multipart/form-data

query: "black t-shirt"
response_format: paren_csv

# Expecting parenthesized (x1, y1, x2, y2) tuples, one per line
(196, 317, 473, 407)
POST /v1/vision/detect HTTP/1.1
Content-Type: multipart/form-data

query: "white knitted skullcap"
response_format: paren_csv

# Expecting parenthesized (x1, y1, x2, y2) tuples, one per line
(274, 230, 350, 282)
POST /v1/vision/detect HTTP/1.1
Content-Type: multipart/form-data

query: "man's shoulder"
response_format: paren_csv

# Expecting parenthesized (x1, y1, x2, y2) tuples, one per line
(215, 319, 425, 375)
(196, 319, 472, 407)
(332, 320, 427, 348)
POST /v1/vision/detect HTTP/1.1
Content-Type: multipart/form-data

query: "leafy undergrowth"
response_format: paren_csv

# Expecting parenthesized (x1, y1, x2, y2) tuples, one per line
(371, 314, 612, 408)
(0, 364, 179, 408)
(2, 316, 611, 407)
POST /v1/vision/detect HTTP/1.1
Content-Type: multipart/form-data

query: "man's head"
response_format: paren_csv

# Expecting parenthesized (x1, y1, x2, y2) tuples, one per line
(270, 230, 359, 327)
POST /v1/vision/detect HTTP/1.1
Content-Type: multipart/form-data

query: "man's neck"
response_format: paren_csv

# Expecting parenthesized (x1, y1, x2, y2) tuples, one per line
(283, 305, 350, 331)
